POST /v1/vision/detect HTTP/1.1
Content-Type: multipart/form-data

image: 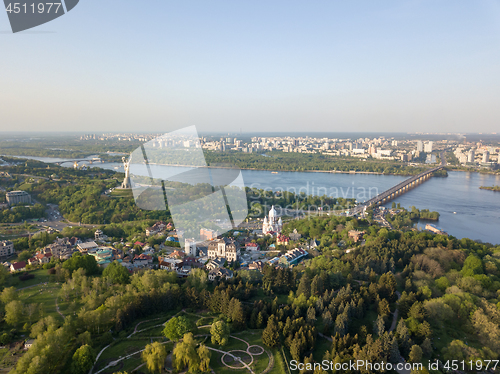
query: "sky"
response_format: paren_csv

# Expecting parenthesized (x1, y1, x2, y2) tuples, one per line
(1, 0, 500, 134)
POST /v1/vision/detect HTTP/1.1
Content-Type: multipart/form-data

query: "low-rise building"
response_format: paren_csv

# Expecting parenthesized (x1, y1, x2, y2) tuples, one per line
(245, 242, 260, 251)
(146, 221, 166, 237)
(28, 252, 52, 266)
(159, 258, 182, 271)
(206, 258, 225, 270)
(248, 260, 264, 271)
(182, 257, 202, 268)
(278, 248, 307, 267)
(0, 240, 14, 258)
(276, 234, 290, 246)
(24, 339, 35, 350)
(77, 241, 98, 253)
(348, 230, 365, 243)
(95, 229, 108, 241)
(207, 237, 239, 262)
(200, 228, 219, 241)
(169, 250, 185, 259)
(208, 267, 233, 281)
(88, 247, 113, 267)
(6, 190, 31, 206)
(134, 254, 153, 266)
(289, 229, 302, 241)
(10, 261, 26, 272)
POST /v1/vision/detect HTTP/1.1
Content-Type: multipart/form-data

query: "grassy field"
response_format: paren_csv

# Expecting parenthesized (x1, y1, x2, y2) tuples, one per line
(93, 313, 276, 374)
(8, 269, 51, 289)
(95, 338, 157, 373)
(0, 223, 38, 240)
(17, 283, 63, 322)
(0, 343, 24, 374)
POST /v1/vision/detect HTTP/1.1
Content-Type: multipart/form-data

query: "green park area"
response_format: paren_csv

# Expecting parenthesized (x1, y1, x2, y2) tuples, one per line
(89, 311, 282, 374)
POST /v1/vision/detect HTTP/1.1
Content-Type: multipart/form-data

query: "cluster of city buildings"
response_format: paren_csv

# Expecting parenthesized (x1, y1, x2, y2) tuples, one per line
(77, 133, 500, 170)
(454, 144, 500, 168)
(198, 135, 457, 164)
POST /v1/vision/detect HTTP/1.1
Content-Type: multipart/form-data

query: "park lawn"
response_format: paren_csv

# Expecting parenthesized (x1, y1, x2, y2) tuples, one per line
(0, 224, 38, 240)
(17, 283, 63, 322)
(0, 345, 24, 374)
(179, 311, 203, 325)
(132, 310, 183, 337)
(99, 351, 142, 374)
(99, 341, 174, 374)
(8, 269, 51, 289)
(125, 309, 182, 336)
(206, 335, 248, 352)
(110, 189, 133, 198)
(136, 324, 166, 338)
(207, 331, 273, 374)
(269, 348, 288, 374)
(196, 316, 216, 327)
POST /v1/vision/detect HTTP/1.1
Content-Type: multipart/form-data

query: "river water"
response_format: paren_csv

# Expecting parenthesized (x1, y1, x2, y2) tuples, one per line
(4, 155, 500, 244)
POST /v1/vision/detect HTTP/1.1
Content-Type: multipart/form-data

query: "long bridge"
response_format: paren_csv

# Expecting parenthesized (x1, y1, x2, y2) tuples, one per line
(349, 165, 444, 216)
(53, 158, 104, 166)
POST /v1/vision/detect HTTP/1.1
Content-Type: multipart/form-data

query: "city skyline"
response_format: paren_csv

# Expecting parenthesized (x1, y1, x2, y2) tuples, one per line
(1, 0, 500, 133)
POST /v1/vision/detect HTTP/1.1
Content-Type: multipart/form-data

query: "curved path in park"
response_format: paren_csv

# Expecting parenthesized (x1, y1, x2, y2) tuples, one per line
(90, 314, 271, 374)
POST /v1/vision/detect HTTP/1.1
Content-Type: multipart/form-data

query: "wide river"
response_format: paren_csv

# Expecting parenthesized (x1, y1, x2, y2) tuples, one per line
(5, 155, 500, 244)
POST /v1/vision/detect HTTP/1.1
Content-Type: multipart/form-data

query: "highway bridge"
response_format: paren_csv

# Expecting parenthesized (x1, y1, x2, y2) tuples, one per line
(349, 165, 444, 216)
(53, 158, 104, 166)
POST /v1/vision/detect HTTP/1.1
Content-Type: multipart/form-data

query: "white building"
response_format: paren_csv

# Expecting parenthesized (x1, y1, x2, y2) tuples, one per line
(482, 151, 490, 163)
(468, 149, 475, 163)
(6, 191, 31, 206)
(416, 140, 423, 152)
(207, 238, 239, 262)
(424, 141, 433, 153)
(262, 206, 282, 235)
(184, 238, 197, 256)
(0, 240, 14, 258)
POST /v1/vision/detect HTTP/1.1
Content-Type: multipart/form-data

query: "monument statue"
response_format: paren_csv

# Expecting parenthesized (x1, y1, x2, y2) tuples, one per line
(121, 156, 132, 189)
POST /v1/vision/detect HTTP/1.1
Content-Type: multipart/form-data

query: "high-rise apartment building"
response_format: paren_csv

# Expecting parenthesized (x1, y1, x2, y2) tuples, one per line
(424, 141, 433, 153)
(468, 149, 475, 163)
(482, 151, 490, 163)
(416, 141, 423, 152)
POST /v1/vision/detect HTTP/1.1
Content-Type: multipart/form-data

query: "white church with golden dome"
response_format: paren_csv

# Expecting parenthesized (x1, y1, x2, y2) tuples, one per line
(262, 205, 282, 235)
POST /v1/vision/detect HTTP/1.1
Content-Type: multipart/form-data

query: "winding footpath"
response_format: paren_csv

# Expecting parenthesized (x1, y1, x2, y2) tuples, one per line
(90, 315, 270, 374)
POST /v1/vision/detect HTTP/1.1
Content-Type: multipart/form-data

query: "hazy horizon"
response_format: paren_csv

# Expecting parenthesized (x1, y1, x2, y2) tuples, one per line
(2, 0, 500, 133)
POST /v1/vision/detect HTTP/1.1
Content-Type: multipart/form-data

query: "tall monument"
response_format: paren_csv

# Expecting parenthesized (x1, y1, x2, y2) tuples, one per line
(121, 156, 132, 189)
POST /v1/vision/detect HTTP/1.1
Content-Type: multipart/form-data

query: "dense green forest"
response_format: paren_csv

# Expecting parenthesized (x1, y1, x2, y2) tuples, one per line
(0, 137, 140, 160)
(204, 151, 444, 176)
(0, 160, 358, 225)
(0, 214, 498, 374)
(385, 206, 440, 230)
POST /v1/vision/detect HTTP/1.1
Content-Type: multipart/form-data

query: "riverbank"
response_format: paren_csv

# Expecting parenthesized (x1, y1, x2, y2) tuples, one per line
(479, 185, 500, 191)
(147, 162, 441, 177)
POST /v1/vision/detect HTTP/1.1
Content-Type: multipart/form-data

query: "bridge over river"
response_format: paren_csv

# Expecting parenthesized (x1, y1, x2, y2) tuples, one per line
(349, 165, 444, 216)
(53, 158, 105, 167)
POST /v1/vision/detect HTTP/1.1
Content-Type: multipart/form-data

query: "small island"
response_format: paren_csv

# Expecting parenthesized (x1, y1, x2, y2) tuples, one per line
(479, 185, 500, 192)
